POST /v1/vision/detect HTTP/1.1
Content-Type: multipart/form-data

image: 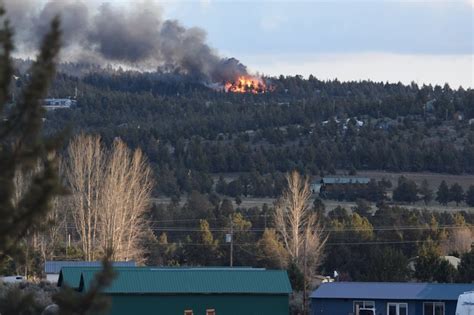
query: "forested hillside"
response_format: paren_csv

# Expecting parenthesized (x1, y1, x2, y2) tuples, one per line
(13, 66, 474, 197)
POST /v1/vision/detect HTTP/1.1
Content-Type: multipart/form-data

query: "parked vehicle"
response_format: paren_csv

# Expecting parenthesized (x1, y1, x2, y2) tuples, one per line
(456, 291, 474, 315)
(1, 275, 25, 283)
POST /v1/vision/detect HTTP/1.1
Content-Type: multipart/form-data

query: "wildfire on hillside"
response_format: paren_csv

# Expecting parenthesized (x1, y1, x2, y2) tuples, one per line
(224, 75, 268, 94)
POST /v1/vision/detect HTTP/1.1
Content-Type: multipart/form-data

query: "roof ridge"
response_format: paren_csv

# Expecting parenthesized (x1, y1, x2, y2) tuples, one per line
(327, 281, 474, 286)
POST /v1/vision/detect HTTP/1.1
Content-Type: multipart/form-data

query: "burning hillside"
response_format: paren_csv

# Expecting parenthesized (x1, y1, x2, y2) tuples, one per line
(6, 0, 269, 92)
(7, 1, 277, 95)
(224, 75, 268, 94)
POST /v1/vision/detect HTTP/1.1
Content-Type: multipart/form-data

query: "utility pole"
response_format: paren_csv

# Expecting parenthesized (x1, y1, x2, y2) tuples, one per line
(65, 225, 69, 258)
(230, 217, 234, 267)
(303, 237, 308, 315)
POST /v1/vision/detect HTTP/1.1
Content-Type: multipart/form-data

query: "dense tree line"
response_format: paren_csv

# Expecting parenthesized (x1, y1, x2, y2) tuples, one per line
(11, 68, 473, 196)
(141, 192, 474, 284)
(391, 177, 474, 207)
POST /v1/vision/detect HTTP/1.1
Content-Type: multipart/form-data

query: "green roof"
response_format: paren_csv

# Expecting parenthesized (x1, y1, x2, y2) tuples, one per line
(58, 266, 265, 289)
(78, 268, 292, 295)
(58, 266, 144, 288)
(58, 267, 85, 288)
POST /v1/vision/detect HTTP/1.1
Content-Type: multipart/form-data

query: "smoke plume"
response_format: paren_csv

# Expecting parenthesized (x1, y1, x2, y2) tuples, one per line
(4, 0, 249, 82)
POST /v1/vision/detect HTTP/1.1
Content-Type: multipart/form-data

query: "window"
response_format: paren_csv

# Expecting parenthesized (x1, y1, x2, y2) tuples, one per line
(387, 303, 408, 315)
(354, 301, 375, 313)
(184, 310, 193, 315)
(354, 301, 375, 315)
(206, 309, 216, 315)
(423, 302, 445, 315)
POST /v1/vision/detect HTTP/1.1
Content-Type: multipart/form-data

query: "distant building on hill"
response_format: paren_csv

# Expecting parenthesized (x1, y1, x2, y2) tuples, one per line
(42, 98, 76, 110)
(310, 182, 323, 194)
(424, 99, 436, 113)
(311, 177, 371, 195)
(321, 177, 370, 185)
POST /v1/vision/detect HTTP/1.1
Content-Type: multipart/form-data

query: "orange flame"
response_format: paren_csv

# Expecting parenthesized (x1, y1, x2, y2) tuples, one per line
(225, 75, 267, 94)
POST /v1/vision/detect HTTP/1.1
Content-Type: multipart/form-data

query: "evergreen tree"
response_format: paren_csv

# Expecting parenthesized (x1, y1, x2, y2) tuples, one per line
(465, 185, 474, 207)
(436, 180, 450, 205)
(0, 10, 114, 314)
(449, 183, 464, 206)
(215, 175, 227, 195)
(414, 241, 441, 282)
(363, 248, 410, 282)
(434, 259, 457, 283)
(392, 176, 418, 203)
(457, 250, 474, 283)
(419, 179, 433, 205)
(0, 11, 62, 258)
(352, 199, 372, 217)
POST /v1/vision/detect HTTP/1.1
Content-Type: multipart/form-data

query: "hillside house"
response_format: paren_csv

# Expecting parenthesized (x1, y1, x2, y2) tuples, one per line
(311, 177, 371, 195)
(42, 98, 76, 110)
(310, 182, 322, 194)
(311, 282, 474, 315)
(321, 177, 370, 185)
(59, 267, 292, 315)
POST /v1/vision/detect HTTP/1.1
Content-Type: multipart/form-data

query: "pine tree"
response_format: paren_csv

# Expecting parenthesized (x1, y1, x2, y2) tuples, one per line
(414, 241, 441, 282)
(0, 10, 62, 259)
(465, 185, 474, 207)
(419, 179, 433, 205)
(449, 183, 464, 206)
(457, 250, 474, 283)
(436, 180, 450, 205)
(0, 9, 114, 315)
(392, 176, 418, 203)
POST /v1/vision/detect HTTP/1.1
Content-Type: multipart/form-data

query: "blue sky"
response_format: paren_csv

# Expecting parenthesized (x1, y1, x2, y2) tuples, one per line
(165, 0, 472, 55)
(160, 0, 473, 87)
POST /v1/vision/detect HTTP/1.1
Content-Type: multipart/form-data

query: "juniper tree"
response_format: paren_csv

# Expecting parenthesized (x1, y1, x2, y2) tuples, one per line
(0, 8, 114, 315)
(449, 183, 464, 206)
(0, 9, 63, 261)
(436, 180, 450, 206)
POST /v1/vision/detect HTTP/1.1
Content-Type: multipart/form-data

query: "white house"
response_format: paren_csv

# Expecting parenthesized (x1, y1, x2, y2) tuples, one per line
(42, 98, 77, 110)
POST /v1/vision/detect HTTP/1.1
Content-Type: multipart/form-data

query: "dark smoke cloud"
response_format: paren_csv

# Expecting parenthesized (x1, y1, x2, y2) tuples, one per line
(32, 1, 89, 47)
(89, 3, 161, 62)
(4, 0, 249, 82)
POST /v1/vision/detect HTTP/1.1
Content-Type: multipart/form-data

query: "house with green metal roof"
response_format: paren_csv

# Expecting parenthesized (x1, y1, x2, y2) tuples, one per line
(59, 267, 292, 315)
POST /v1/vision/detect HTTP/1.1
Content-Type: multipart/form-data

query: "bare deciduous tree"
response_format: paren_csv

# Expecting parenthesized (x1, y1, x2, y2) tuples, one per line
(64, 134, 153, 262)
(444, 227, 473, 255)
(65, 135, 104, 261)
(99, 139, 153, 262)
(274, 171, 327, 274)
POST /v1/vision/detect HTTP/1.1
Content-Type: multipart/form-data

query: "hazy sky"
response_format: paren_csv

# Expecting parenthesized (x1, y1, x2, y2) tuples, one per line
(161, 0, 473, 88)
(33, 0, 473, 87)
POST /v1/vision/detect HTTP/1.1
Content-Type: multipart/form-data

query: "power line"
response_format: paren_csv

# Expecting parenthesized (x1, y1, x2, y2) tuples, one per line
(60, 223, 473, 233)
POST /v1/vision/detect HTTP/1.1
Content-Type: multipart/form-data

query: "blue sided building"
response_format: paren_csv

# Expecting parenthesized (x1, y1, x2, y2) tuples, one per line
(311, 282, 474, 315)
